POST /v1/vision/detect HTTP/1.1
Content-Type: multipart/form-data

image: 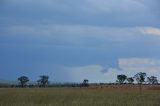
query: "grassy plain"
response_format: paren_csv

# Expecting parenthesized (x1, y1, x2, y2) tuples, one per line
(0, 86, 160, 106)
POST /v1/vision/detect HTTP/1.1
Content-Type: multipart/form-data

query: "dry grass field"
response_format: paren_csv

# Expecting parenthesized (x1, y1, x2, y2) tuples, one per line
(0, 85, 160, 106)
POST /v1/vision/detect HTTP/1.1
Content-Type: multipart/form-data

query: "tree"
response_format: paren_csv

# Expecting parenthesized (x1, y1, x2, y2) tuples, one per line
(18, 76, 29, 87)
(134, 72, 146, 93)
(134, 72, 146, 84)
(83, 79, 89, 87)
(37, 75, 49, 87)
(147, 76, 158, 84)
(127, 77, 134, 84)
(116, 74, 127, 84)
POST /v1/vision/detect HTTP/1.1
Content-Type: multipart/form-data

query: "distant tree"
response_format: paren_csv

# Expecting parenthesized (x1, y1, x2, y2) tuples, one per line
(147, 76, 158, 84)
(127, 77, 134, 84)
(134, 72, 146, 93)
(18, 76, 29, 87)
(134, 72, 146, 84)
(116, 74, 127, 84)
(37, 75, 49, 87)
(83, 79, 89, 87)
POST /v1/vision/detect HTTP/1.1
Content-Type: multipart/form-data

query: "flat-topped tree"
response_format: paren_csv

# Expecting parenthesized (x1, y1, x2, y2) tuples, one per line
(83, 79, 89, 87)
(134, 72, 146, 93)
(18, 76, 29, 87)
(37, 75, 49, 87)
(116, 74, 127, 84)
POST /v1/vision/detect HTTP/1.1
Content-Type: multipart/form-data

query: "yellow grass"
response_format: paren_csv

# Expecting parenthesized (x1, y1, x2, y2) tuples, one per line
(0, 87, 160, 106)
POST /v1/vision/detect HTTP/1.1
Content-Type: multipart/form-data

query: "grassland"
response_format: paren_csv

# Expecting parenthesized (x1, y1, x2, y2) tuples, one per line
(0, 86, 160, 106)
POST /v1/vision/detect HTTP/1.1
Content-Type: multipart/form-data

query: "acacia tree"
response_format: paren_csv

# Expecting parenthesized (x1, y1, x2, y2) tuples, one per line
(147, 76, 158, 84)
(18, 76, 29, 87)
(37, 75, 49, 87)
(134, 72, 146, 93)
(83, 79, 89, 87)
(116, 74, 127, 84)
(127, 77, 134, 84)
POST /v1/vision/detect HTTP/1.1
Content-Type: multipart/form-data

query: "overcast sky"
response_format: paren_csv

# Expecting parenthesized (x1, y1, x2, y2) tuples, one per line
(0, 0, 160, 83)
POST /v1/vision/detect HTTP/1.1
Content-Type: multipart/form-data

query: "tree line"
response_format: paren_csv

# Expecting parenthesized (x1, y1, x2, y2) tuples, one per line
(0, 72, 159, 88)
(116, 72, 159, 93)
(16, 76, 89, 88)
(116, 72, 158, 84)
(18, 75, 49, 88)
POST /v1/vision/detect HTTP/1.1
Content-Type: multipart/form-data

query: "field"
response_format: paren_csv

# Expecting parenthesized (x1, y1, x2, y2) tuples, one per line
(0, 85, 160, 106)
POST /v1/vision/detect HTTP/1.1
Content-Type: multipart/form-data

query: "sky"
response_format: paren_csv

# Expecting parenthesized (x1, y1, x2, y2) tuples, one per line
(0, 0, 160, 83)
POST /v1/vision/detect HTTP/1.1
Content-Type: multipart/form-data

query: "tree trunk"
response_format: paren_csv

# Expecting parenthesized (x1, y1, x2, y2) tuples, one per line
(139, 83, 142, 94)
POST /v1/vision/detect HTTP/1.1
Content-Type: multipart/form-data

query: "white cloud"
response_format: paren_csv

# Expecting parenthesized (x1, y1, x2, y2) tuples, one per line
(6, 25, 160, 48)
(66, 65, 119, 83)
(8, 25, 160, 41)
(118, 58, 160, 78)
(119, 58, 160, 68)
(140, 27, 160, 36)
(66, 58, 160, 83)
(8, 25, 143, 40)
(67, 65, 104, 82)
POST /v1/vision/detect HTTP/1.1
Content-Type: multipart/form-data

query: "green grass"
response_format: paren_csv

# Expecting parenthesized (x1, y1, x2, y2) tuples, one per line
(0, 88, 160, 106)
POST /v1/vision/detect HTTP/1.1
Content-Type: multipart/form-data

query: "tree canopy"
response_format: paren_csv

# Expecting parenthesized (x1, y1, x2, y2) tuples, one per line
(18, 76, 29, 87)
(37, 75, 49, 87)
(134, 72, 146, 84)
(116, 74, 127, 84)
